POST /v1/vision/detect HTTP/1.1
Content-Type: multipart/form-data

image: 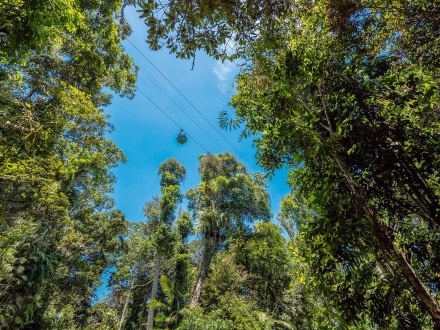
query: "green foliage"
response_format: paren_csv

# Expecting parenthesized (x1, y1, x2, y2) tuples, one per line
(107, 160, 188, 329)
(158, 159, 186, 188)
(188, 153, 271, 240)
(139, 0, 440, 327)
(160, 275, 174, 305)
(3, 0, 439, 327)
(177, 307, 233, 330)
(179, 294, 274, 330)
(235, 222, 290, 313)
(0, 0, 82, 60)
(201, 252, 250, 308)
(222, 2, 440, 327)
(174, 211, 193, 242)
(0, 0, 136, 327)
(186, 153, 271, 307)
(137, 0, 291, 62)
(85, 302, 120, 330)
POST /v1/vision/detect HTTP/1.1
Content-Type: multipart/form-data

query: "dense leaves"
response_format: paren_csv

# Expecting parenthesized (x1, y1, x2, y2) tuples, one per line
(139, 0, 440, 328)
(3, 0, 440, 328)
(137, 0, 291, 62)
(0, 1, 136, 328)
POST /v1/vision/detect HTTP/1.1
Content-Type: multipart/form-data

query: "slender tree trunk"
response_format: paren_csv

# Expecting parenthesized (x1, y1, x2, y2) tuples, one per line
(189, 239, 216, 308)
(139, 283, 150, 328)
(147, 252, 161, 330)
(333, 153, 440, 327)
(119, 271, 135, 330)
(317, 81, 440, 326)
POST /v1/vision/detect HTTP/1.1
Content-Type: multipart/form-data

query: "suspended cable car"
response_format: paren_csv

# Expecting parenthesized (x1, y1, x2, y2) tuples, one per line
(177, 129, 188, 144)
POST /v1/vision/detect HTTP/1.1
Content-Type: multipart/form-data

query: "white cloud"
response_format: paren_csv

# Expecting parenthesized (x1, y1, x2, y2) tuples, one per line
(213, 61, 236, 93)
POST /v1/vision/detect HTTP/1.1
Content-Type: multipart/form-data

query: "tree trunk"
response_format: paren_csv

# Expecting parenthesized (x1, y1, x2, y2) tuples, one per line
(189, 239, 216, 308)
(333, 153, 440, 327)
(139, 283, 150, 328)
(147, 252, 161, 330)
(119, 271, 134, 330)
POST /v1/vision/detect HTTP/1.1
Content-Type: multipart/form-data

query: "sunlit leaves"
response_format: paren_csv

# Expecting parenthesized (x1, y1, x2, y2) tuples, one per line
(0, 0, 136, 327)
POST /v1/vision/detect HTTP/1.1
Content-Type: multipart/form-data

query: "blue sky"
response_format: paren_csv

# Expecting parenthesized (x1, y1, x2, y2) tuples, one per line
(106, 6, 290, 224)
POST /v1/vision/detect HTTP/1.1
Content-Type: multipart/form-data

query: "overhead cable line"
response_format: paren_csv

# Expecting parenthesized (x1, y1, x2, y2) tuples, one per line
(126, 39, 253, 158)
(137, 71, 280, 217)
(60, 29, 285, 213)
(126, 38, 287, 202)
(136, 87, 208, 152)
(135, 65, 226, 151)
(134, 63, 282, 217)
(127, 41, 254, 165)
(139, 81, 280, 217)
(138, 78, 281, 215)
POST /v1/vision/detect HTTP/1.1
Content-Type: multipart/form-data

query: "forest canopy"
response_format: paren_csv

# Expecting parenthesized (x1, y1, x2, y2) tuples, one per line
(1, 0, 440, 329)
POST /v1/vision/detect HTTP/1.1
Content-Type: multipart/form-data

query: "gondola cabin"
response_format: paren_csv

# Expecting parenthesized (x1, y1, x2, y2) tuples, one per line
(177, 129, 188, 144)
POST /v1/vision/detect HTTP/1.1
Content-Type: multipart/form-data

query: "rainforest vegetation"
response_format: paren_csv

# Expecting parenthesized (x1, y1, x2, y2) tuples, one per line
(1, 0, 440, 329)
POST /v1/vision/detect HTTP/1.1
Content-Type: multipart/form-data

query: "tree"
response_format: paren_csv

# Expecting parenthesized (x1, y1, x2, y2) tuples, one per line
(186, 153, 271, 307)
(107, 162, 190, 330)
(227, 5, 440, 328)
(137, 0, 291, 62)
(0, 0, 81, 61)
(234, 222, 290, 315)
(145, 159, 185, 330)
(138, 0, 440, 327)
(0, 0, 137, 327)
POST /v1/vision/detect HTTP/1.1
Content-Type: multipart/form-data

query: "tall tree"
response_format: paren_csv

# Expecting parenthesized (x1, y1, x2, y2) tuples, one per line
(0, 0, 137, 327)
(145, 159, 185, 330)
(186, 153, 271, 307)
(137, 0, 290, 62)
(138, 0, 440, 327)
(226, 5, 440, 328)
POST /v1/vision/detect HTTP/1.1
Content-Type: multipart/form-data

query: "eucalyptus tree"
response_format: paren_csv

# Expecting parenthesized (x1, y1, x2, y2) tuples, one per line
(167, 210, 193, 320)
(202, 222, 290, 317)
(107, 161, 188, 330)
(145, 210, 193, 329)
(190, 221, 313, 329)
(106, 221, 153, 330)
(186, 153, 271, 307)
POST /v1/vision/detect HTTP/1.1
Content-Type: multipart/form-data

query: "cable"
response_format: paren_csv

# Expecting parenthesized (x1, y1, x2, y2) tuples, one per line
(60, 28, 285, 214)
(137, 75, 281, 217)
(138, 79, 281, 216)
(136, 87, 208, 153)
(136, 66, 226, 152)
(127, 38, 287, 201)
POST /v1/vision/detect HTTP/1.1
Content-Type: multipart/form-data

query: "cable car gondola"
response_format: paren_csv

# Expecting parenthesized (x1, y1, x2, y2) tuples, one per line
(177, 129, 188, 145)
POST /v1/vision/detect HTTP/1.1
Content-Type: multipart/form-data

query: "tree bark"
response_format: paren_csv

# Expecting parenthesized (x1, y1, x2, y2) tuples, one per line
(119, 271, 134, 330)
(333, 153, 440, 327)
(189, 239, 216, 308)
(139, 283, 150, 328)
(147, 252, 161, 330)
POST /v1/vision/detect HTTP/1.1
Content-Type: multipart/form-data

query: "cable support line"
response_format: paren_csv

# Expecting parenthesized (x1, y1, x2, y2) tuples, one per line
(60, 30, 283, 215)
(137, 82, 280, 217)
(136, 66, 226, 152)
(137, 87, 279, 217)
(138, 84, 280, 217)
(127, 38, 287, 201)
(127, 40, 255, 165)
(136, 87, 208, 152)
(127, 39, 248, 152)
